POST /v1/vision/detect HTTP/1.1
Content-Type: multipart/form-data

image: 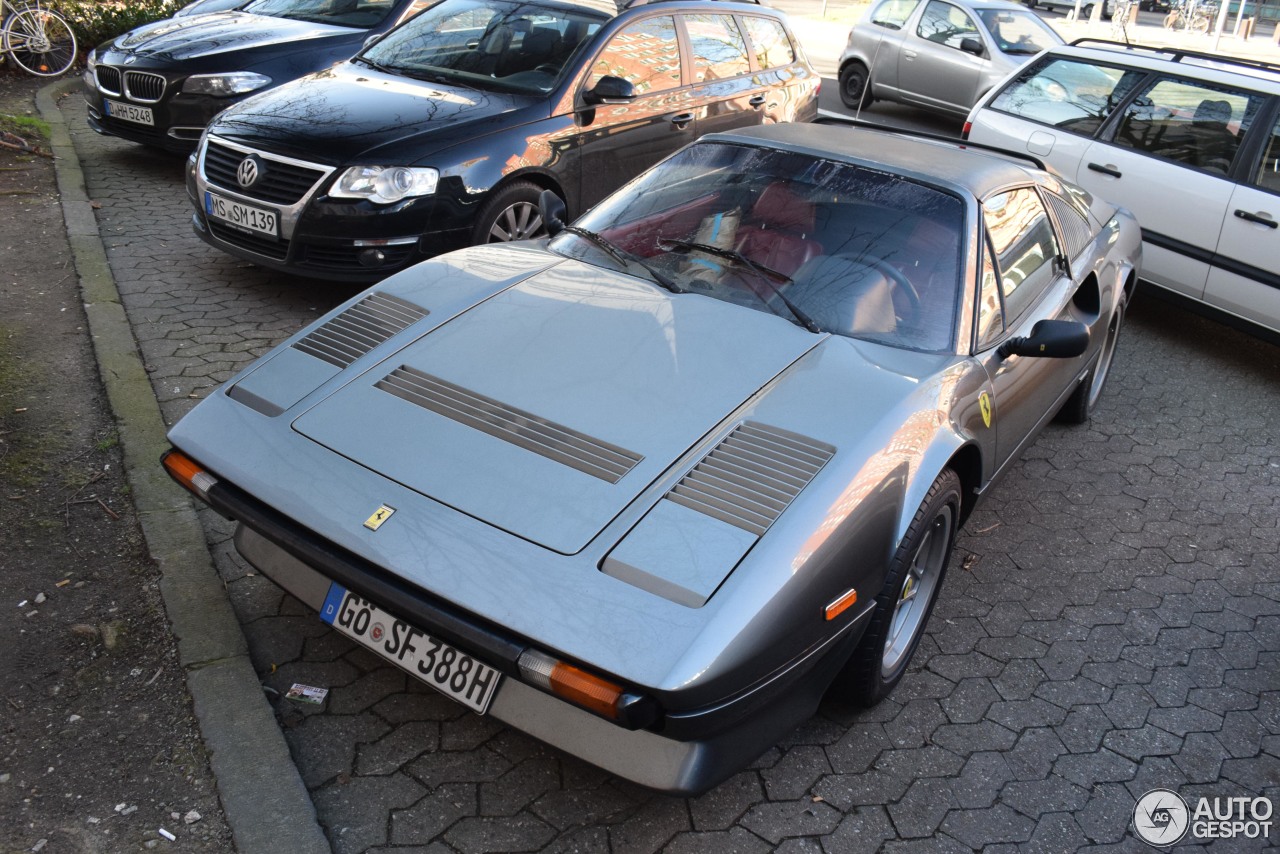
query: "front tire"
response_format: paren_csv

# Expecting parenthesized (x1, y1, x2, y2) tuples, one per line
(835, 469, 961, 707)
(472, 181, 553, 245)
(838, 62, 873, 111)
(1058, 302, 1123, 424)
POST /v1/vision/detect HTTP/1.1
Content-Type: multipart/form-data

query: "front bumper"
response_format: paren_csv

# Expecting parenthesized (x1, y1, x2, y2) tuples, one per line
(186, 137, 472, 282)
(83, 76, 240, 153)
(186, 459, 869, 794)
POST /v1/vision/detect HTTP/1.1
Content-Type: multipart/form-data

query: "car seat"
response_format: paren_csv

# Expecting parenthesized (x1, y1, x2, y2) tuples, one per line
(1187, 98, 1238, 173)
(734, 183, 822, 277)
(457, 24, 514, 76)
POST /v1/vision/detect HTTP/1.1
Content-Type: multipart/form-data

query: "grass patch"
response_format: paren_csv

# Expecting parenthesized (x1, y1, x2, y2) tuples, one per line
(0, 113, 51, 146)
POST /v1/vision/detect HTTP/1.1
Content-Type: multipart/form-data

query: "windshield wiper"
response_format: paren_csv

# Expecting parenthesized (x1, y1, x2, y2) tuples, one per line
(352, 55, 396, 74)
(657, 238, 821, 333)
(563, 227, 684, 294)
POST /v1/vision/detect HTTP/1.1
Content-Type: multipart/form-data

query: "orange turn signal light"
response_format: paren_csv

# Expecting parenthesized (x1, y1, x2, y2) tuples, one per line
(518, 649, 626, 720)
(824, 588, 857, 621)
(161, 449, 218, 501)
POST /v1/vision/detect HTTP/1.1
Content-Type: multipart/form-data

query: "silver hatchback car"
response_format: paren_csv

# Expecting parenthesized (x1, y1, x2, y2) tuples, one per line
(838, 0, 1063, 117)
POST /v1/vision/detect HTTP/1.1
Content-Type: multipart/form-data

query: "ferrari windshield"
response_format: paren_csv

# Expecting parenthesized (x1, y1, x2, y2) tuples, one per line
(360, 0, 609, 93)
(558, 142, 965, 352)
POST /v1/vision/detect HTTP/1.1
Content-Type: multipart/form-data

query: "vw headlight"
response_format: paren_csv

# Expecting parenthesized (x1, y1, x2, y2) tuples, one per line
(182, 72, 272, 97)
(329, 166, 439, 204)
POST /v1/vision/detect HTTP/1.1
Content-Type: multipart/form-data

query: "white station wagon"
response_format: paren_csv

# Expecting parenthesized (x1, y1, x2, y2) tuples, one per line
(965, 40, 1280, 339)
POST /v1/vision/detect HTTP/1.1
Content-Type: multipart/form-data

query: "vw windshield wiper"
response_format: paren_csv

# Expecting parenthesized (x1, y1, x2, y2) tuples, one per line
(564, 227, 684, 294)
(353, 55, 396, 74)
(657, 238, 821, 333)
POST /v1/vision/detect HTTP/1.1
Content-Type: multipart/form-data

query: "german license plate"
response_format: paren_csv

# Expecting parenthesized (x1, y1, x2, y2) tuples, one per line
(204, 191, 279, 238)
(104, 99, 153, 126)
(320, 583, 501, 714)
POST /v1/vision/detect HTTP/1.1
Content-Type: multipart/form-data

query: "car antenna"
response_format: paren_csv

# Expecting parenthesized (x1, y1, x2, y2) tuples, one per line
(856, 36, 886, 124)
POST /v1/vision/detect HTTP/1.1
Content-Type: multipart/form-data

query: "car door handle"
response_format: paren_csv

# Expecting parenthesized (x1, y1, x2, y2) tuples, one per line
(1234, 209, 1278, 229)
(903, 49, 917, 59)
(669, 113, 694, 128)
(749, 95, 767, 108)
(1087, 162, 1122, 178)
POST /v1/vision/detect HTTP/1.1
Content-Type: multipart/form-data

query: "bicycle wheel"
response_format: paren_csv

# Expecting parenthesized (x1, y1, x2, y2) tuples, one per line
(1191, 12, 1210, 31)
(3, 6, 77, 77)
(1162, 9, 1179, 26)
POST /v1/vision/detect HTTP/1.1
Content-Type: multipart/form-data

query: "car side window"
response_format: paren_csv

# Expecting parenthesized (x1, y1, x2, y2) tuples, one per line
(988, 57, 1144, 138)
(975, 237, 1005, 351)
(1110, 77, 1264, 175)
(588, 16, 682, 95)
(869, 0, 921, 29)
(916, 0, 979, 49)
(983, 187, 1061, 325)
(684, 14, 751, 82)
(1254, 113, 1280, 195)
(741, 16, 794, 69)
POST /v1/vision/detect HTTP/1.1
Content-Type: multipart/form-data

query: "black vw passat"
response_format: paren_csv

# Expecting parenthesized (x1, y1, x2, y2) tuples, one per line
(185, 0, 819, 281)
(84, 0, 433, 152)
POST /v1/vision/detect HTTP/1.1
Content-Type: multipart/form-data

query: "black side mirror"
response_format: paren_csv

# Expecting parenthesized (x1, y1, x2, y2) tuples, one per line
(998, 319, 1089, 359)
(539, 189, 566, 237)
(584, 75, 635, 105)
(960, 37, 985, 56)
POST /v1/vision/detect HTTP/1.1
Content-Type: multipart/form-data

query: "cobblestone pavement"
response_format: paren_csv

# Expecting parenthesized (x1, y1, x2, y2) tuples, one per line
(63, 93, 1280, 853)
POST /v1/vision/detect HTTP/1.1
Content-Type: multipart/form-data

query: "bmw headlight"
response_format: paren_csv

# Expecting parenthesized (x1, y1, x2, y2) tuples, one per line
(182, 72, 272, 97)
(84, 51, 97, 88)
(329, 166, 439, 204)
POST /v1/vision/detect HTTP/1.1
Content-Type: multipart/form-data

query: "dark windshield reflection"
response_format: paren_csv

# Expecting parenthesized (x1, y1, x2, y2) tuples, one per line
(556, 142, 966, 353)
(244, 0, 398, 27)
(361, 0, 608, 93)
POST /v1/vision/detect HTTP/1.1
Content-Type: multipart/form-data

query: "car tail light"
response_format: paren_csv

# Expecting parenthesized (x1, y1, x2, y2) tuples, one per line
(161, 449, 218, 502)
(961, 121, 972, 139)
(518, 649, 658, 729)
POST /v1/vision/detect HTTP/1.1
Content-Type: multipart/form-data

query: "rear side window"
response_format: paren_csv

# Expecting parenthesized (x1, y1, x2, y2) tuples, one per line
(684, 14, 751, 82)
(742, 16, 794, 69)
(588, 15, 682, 95)
(870, 0, 920, 29)
(1111, 77, 1265, 175)
(1254, 113, 1280, 194)
(989, 57, 1144, 137)
(916, 0, 979, 49)
(1044, 190, 1091, 259)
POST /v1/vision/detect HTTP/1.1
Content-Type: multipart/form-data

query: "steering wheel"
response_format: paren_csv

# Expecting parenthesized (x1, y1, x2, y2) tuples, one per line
(534, 64, 560, 74)
(863, 258, 921, 317)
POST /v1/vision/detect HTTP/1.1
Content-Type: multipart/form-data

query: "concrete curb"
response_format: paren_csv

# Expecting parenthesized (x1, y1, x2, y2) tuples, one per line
(37, 79, 331, 854)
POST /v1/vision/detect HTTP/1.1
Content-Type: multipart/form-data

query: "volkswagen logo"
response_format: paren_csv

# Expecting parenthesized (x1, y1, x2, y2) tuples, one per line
(236, 155, 264, 189)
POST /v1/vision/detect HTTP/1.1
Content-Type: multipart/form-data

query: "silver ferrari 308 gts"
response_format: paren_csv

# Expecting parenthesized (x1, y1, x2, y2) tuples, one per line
(164, 122, 1140, 794)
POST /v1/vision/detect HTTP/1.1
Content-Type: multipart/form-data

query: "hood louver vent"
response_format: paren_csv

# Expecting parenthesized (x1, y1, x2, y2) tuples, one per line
(374, 367, 643, 483)
(292, 292, 427, 368)
(666, 422, 835, 536)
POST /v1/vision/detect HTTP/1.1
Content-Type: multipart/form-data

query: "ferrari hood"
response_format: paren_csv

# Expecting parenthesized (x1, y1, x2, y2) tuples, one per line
(292, 261, 821, 554)
(107, 11, 347, 61)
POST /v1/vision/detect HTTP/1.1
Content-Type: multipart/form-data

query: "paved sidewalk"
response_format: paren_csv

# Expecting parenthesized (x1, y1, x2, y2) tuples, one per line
(48, 16, 1280, 854)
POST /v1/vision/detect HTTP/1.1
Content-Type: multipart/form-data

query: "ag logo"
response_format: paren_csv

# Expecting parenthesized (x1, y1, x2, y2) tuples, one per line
(1134, 789, 1190, 847)
(236, 154, 264, 189)
(979, 391, 992, 429)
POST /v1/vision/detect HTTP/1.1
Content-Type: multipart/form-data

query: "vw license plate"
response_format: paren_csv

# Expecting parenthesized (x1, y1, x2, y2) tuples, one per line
(104, 99, 153, 126)
(204, 191, 278, 238)
(320, 584, 501, 714)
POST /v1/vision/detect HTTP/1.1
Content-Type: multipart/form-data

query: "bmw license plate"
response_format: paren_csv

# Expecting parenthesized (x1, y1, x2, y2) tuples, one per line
(204, 191, 279, 238)
(320, 583, 501, 714)
(104, 99, 153, 126)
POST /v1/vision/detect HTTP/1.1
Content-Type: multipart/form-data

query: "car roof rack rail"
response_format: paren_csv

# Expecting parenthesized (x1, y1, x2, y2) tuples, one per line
(1069, 38, 1280, 74)
(813, 116, 1046, 171)
(621, 0, 762, 7)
